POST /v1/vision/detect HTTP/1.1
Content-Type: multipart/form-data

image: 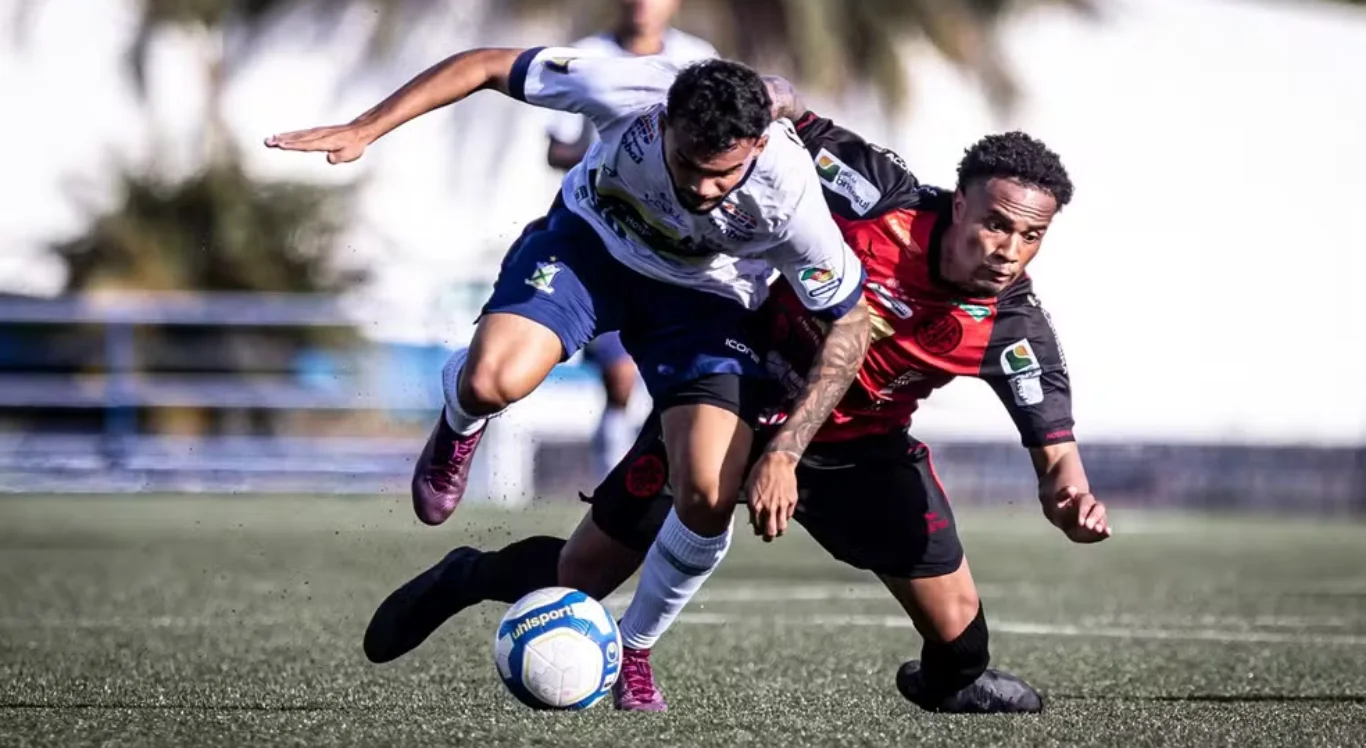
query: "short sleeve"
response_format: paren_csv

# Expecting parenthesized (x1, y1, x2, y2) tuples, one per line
(980, 294, 1076, 447)
(766, 134, 866, 319)
(511, 47, 677, 132)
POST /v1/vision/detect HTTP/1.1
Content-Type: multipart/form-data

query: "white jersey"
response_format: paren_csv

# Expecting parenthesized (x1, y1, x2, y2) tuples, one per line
(545, 30, 718, 145)
(512, 47, 863, 314)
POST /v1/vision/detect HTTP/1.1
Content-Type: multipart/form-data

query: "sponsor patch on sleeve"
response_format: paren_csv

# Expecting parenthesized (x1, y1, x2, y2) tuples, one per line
(797, 264, 842, 302)
(814, 148, 882, 216)
(1000, 338, 1041, 375)
(1010, 371, 1044, 406)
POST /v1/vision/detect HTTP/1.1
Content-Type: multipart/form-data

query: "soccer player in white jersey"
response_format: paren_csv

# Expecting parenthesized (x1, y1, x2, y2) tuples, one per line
(544, 0, 719, 483)
(266, 48, 872, 709)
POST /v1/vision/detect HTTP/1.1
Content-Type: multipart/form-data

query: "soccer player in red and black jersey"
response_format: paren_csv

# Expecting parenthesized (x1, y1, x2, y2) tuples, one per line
(361, 82, 1110, 715)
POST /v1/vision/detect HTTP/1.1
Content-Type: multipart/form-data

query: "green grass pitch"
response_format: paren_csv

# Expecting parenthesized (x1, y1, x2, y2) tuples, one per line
(2, 495, 1364, 746)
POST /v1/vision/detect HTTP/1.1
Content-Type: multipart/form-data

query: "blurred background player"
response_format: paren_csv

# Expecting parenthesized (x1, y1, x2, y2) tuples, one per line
(544, 0, 718, 480)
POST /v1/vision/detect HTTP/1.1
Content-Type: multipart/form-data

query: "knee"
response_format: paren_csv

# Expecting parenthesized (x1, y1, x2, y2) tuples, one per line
(557, 523, 644, 599)
(457, 355, 524, 414)
(672, 478, 734, 536)
(602, 363, 637, 408)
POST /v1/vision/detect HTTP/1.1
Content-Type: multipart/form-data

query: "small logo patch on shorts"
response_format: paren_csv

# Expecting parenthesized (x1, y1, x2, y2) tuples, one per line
(625, 454, 666, 498)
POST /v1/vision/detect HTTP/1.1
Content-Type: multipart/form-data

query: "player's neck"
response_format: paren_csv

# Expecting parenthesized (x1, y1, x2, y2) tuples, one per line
(614, 28, 666, 56)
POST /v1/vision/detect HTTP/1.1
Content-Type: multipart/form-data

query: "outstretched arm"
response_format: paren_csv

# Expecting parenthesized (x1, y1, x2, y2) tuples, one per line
(266, 48, 524, 163)
(763, 75, 808, 122)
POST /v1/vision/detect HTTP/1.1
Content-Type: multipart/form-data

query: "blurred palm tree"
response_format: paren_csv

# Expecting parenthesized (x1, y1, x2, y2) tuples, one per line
(11, 0, 436, 296)
(9, 0, 426, 435)
(504, 0, 1102, 116)
(504, 0, 1366, 115)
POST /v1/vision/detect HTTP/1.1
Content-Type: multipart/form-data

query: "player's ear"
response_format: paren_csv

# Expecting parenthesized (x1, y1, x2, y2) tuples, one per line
(952, 188, 967, 222)
(754, 134, 769, 154)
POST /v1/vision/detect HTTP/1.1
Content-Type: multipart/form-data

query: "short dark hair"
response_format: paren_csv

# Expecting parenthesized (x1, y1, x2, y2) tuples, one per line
(956, 132, 1074, 208)
(665, 59, 772, 157)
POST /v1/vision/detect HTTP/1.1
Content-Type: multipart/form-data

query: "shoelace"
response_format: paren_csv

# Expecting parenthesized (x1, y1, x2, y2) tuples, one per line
(619, 656, 657, 699)
(430, 432, 479, 492)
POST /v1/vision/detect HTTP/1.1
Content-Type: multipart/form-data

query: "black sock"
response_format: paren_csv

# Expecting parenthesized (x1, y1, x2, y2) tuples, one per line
(468, 536, 566, 603)
(919, 603, 991, 700)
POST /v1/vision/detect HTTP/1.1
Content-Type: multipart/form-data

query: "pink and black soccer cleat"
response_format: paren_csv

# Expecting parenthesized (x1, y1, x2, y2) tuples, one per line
(411, 409, 485, 526)
(612, 646, 667, 712)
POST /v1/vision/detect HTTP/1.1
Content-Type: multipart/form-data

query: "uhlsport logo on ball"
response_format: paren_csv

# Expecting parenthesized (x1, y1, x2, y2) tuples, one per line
(493, 587, 622, 710)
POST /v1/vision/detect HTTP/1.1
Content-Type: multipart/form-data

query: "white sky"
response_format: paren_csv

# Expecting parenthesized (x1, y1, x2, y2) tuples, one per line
(1, 0, 1363, 444)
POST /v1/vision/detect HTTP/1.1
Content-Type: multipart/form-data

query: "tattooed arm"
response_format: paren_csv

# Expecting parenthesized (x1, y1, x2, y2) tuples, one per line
(745, 296, 871, 541)
(767, 299, 870, 456)
(763, 75, 808, 122)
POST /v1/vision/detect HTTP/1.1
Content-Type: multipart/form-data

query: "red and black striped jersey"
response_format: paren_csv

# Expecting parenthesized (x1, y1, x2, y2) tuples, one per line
(758, 112, 1075, 447)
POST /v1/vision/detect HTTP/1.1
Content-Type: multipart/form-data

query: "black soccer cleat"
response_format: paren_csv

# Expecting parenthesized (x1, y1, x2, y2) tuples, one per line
(896, 660, 1044, 714)
(363, 546, 484, 664)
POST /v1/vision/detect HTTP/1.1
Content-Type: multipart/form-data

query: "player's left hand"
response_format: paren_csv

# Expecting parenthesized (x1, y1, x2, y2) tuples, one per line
(1044, 486, 1112, 543)
(744, 451, 800, 542)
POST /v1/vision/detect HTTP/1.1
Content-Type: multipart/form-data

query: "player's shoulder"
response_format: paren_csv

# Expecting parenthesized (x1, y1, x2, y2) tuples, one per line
(792, 112, 921, 219)
(544, 44, 679, 106)
(743, 119, 827, 224)
(986, 277, 1068, 370)
(995, 276, 1053, 318)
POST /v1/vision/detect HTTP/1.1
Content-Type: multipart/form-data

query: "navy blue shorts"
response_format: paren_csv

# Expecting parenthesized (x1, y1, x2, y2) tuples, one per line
(482, 198, 768, 399)
(582, 332, 631, 370)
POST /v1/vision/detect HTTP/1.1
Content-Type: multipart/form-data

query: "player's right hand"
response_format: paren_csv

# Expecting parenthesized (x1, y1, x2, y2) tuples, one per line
(1045, 486, 1112, 544)
(264, 123, 371, 164)
(744, 451, 800, 542)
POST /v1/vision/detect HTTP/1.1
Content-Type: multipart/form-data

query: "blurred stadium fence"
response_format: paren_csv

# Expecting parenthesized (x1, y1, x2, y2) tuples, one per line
(0, 292, 1360, 513)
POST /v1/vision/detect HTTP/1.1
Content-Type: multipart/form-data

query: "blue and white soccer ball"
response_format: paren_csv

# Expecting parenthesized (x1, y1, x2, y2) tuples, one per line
(493, 587, 622, 710)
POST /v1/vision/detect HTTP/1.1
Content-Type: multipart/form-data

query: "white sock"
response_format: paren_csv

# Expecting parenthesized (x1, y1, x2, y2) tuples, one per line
(440, 348, 500, 435)
(593, 406, 635, 479)
(618, 508, 732, 650)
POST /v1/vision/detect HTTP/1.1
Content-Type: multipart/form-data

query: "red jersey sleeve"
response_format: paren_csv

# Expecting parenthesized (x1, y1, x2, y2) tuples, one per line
(979, 282, 1076, 447)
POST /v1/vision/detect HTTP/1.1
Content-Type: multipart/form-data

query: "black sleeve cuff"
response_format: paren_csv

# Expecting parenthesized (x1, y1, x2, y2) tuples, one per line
(1021, 424, 1076, 448)
(509, 47, 545, 102)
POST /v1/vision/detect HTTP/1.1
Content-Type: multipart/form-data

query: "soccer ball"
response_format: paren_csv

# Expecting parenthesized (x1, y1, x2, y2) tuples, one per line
(493, 587, 622, 710)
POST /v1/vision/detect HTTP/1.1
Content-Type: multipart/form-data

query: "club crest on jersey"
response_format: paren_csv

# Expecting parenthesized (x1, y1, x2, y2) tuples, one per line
(1001, 338, 1041, 374)
(814, 148, 882, 216)
(526, 261, 561, 294)
(913, 313, 963, 355)
(797, 265, 841, 301)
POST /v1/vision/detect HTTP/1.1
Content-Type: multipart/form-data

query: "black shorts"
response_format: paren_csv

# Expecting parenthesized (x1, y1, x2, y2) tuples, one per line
(583, 412, 964, 579)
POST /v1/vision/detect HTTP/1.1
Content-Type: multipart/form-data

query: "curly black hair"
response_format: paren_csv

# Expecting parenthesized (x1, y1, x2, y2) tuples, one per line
(665, 59, 772, 157)
(956, 131, 1074, 208)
